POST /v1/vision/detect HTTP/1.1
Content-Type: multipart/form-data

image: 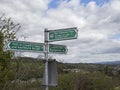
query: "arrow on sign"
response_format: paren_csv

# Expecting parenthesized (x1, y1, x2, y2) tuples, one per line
(49, 44, 68, 54)
(48, 27, 78, 42)
(7, 40, 45, 52)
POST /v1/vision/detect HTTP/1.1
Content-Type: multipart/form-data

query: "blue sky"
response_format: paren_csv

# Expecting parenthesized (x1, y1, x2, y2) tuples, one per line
(80, 0, 110, 6)
(111, 34, 120, 40)
(48, 0, 59, 8)
(48, 0, 110, 8)
(48, 0, 70, 8)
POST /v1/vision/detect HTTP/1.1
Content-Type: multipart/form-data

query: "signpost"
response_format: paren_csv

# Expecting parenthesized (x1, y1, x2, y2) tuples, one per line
(48, 27, 78, 41)
(44, 27, 78, 90)
(6, 27, 78, 90)
(49, 44, 68, 54)
(7, 40, 45, 52)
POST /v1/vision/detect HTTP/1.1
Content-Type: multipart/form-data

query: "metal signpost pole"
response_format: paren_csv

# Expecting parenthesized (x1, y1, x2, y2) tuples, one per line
(44, 28, 49, 90)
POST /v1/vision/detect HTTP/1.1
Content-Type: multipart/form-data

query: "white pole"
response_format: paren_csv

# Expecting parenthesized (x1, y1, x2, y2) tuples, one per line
(44, 28, 49, 90)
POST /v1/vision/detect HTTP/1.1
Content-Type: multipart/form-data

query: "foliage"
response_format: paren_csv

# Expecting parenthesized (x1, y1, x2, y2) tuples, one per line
(0, 14, 21, 41)
(49, 72, 114, 90)
(0, 14, 21, 89)
(0, 32, 12, 89)
(0, 57, 119, 90)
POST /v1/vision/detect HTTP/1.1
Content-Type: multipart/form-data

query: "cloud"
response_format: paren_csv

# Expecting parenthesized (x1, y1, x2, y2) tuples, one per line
(0, 0, 120, 63)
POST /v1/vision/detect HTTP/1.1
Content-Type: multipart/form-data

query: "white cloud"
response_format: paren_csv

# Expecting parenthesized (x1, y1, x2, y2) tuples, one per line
(110, 0, 120, 11)
(0, 0, 120, 63)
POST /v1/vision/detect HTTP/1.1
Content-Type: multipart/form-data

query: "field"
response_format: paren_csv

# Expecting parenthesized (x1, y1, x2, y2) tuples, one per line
(0, 57, 120, 90)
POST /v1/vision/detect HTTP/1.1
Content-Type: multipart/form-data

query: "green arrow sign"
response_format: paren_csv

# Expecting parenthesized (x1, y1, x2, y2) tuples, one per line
(49, 44, 68, 54)
(48, 27, 78, 42)
(7, 41, 45, 52)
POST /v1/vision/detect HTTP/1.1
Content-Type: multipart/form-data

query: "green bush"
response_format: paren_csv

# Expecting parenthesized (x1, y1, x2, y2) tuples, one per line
(50, 72, 114, 90)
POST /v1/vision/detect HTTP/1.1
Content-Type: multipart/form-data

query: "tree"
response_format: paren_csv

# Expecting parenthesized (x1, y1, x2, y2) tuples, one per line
(0, 14, 21, 41)
(0, 14, 21, 89)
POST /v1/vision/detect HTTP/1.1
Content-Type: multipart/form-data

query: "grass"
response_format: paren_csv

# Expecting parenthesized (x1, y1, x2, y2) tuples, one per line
(114, 86, 120, 90)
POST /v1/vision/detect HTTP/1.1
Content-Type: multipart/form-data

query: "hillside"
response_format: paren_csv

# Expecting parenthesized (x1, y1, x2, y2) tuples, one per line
(97, 61, 120, 65)
(1, 57, 119, 90)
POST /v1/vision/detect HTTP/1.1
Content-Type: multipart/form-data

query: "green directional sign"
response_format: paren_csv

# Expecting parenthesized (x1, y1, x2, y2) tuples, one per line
(7, 41, 45, 52)
(49, 44, 68, 54)
(48, 27, 78, 42)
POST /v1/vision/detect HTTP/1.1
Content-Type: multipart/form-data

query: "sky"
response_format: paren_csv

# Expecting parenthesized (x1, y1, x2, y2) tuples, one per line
(0, 0, 120, 63)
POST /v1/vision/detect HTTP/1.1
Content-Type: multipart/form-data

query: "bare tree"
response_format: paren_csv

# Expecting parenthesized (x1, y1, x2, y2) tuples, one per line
(0, 14, 21, 42)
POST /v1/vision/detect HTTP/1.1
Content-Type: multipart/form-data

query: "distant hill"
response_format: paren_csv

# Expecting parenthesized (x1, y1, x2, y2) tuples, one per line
(11, 57, 42, 62)
(96, 61, 120, 65)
